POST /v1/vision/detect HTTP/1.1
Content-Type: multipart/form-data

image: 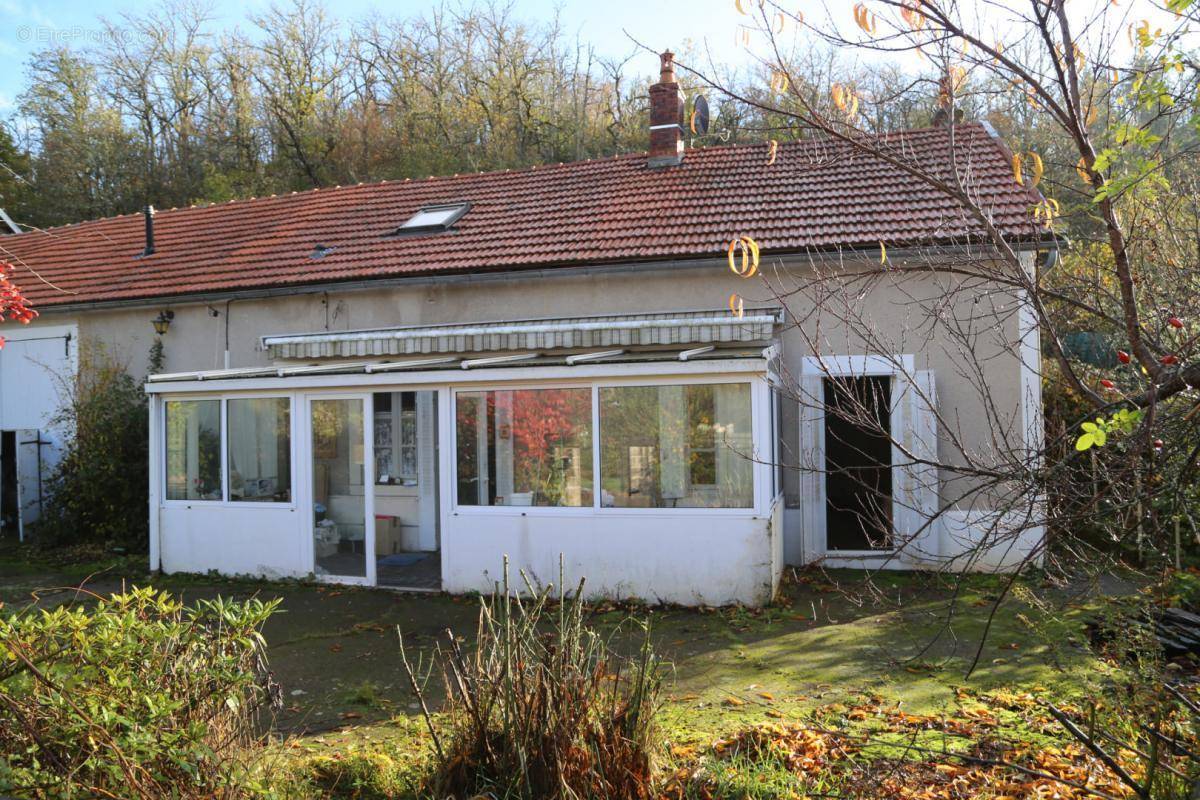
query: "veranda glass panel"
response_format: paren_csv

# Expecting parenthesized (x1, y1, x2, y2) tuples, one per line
(599, 383, 753, 508)
(312, 398, 367, 578)
(228, 398, 291, 502)
(456, 388, 593, 507)
(165, 399, 221, 500)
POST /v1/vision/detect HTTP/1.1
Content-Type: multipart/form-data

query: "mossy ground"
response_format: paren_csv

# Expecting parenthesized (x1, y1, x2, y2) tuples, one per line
(0, 537, 1130, 797)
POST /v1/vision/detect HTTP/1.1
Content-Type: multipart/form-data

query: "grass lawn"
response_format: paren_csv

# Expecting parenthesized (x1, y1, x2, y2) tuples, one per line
(0, 543, 1128, 796)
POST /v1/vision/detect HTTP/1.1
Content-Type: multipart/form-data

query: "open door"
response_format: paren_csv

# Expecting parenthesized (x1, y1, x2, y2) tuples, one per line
(372, 390, 441, 590)
(16, 429, 47, 541)
(823, 377, 893, 552)
(796, 360, 939, 565)
(0, 432, 16, 537)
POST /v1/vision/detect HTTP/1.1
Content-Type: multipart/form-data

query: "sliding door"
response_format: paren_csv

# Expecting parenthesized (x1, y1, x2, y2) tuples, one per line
(309, 395, 374, 584)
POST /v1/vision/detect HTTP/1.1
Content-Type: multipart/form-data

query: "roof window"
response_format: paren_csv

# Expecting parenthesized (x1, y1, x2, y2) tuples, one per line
(392, 202, 470, 236)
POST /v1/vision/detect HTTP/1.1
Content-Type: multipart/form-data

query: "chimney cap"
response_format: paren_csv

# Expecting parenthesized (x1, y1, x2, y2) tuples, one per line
(659, 51, 677, 84)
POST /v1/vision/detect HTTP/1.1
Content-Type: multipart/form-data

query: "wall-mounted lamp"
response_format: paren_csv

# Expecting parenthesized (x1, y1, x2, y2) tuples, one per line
(152, 310, 175, 336)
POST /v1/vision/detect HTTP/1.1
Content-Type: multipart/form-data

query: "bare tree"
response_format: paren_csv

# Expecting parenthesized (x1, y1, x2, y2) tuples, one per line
(663, 0, 1200, 627)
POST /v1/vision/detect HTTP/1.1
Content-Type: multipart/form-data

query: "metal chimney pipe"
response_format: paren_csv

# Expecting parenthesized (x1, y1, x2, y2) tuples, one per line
(143, 205, 156, 256)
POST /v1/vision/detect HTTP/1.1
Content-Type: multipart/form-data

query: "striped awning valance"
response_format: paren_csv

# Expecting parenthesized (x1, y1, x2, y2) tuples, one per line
(262, 309, 780, 360)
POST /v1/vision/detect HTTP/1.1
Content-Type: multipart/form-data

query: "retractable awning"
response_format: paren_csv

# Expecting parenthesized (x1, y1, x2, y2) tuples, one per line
(146, 345, 773, 387)
(260, 309, 781, 360)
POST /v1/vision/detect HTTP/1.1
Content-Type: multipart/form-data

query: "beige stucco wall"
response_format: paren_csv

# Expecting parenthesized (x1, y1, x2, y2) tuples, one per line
(28, 254, 1029, 519)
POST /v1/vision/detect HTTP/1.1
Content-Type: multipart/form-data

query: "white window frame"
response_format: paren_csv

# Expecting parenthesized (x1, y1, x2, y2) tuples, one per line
(373, 391, 418, 486)
(449, 373, 767, 518)
(303, 390, 376, 587)
(226, 395, 296, 506)
(147, 358, 773, 578)
(451, 380, 598, 516)
(595, 379, 758, 513)
(161, 396, 227, 506)
(798, 354, 914, 560)
(160, 391, 297, 511)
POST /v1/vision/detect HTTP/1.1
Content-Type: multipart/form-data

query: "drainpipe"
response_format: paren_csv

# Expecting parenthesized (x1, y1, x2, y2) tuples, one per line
(224, 298, 242, 369)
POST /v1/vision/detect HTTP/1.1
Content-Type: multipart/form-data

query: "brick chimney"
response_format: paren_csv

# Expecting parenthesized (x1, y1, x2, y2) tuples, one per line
(648, 50, 685, 168)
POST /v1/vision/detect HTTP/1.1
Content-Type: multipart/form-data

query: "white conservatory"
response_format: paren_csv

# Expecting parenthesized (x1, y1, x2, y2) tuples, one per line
(145, 311, 786, 606)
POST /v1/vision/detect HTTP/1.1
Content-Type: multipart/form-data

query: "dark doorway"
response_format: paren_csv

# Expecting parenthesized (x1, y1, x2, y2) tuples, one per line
(824, 376, 893, 551)
(1, 431, 17, 534)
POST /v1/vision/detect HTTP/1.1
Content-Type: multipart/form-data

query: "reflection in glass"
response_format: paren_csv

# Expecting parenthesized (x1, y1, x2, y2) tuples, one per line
(228, 398, 291, 502)
(312, 399, 367, 578)
(456, 388, 593, 507)
(165, 400, 221, 500)
(600, 383, 753, 508)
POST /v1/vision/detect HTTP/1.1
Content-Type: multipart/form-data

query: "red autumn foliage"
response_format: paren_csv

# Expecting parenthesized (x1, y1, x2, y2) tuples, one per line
(0, 259, 37, 348)
(455, 387, 592, 504)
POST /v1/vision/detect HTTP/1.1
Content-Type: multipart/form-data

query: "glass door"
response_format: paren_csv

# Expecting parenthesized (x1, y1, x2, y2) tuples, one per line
(310, 396, 374, 584)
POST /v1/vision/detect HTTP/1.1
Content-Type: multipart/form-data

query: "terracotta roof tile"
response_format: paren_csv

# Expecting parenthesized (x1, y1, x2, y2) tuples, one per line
(0, 123, 1042, 308)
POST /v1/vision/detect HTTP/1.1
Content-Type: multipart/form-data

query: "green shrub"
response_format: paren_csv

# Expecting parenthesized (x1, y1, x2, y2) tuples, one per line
(285, 751, 407, 799)
(403, 562, 663, 800)
(0, 587, 280, 799)
(36, 343, 150, 550)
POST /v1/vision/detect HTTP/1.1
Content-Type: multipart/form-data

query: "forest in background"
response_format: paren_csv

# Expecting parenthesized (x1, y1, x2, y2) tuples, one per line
(0, 0, 1045, 231)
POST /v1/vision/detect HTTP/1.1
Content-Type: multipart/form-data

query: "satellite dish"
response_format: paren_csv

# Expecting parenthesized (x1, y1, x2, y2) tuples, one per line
(690, 94, 710, 135)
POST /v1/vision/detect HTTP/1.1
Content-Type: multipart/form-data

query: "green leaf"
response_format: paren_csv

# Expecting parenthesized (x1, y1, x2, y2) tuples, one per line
(1092, 148, 1118, 173)
(1076, 433, 1095, 451)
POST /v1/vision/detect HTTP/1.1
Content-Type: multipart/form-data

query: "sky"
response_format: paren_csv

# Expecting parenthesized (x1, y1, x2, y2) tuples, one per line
(0, 0, 1187, 117)
(0, 0, 754, 115)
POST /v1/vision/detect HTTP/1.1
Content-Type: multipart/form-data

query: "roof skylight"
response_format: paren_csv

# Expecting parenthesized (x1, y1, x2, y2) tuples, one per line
(393, 202, 470, 236)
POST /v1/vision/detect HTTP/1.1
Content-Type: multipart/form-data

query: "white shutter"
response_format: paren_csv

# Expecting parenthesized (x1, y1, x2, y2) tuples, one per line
(796, 376, 825, 564)
(16, 429, 44, 541)
(894, 371, 941, 564)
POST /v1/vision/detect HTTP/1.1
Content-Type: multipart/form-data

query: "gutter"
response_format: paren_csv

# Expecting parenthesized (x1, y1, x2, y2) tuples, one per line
(28, 240, 1052, 317)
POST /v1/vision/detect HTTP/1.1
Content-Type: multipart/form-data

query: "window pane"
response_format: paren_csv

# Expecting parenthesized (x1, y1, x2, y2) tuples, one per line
(373, 392, 396, 484)
(165, 400, 221, 501)
(228, 398, 291, 502)
(456, 388, 593, 507)
(600, 383, 753, 509)
(374, 391, 420, 486)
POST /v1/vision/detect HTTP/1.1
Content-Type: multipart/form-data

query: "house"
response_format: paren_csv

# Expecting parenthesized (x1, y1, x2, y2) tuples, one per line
(0, 54, 1047, 605)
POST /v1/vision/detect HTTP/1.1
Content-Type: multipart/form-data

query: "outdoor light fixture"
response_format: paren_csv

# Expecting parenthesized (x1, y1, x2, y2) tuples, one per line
(152, 310, 175, 336)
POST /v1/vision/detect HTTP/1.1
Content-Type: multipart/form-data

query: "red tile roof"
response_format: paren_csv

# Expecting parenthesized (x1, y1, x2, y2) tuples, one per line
(0, 123, 1042, 309)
